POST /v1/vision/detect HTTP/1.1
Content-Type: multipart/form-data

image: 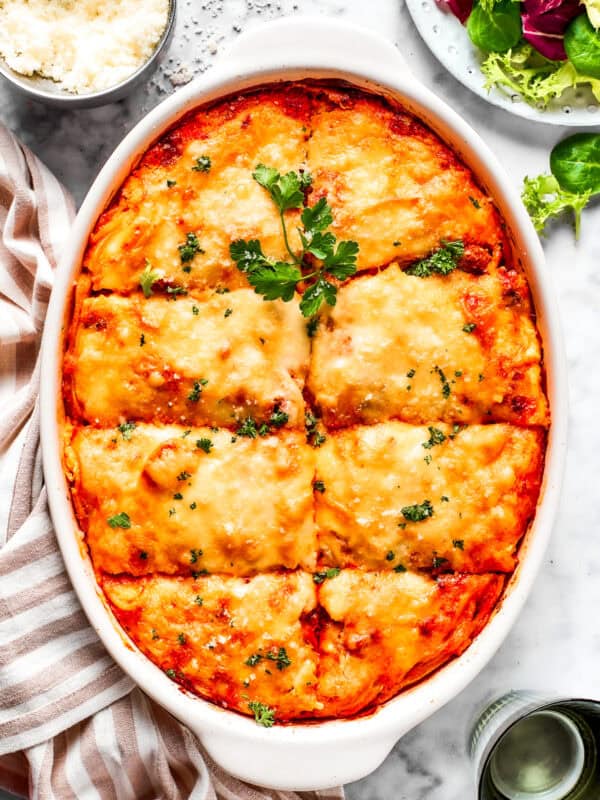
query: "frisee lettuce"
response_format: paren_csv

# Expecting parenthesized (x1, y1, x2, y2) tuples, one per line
(481, 42, 600, 106)
(521, 174, 591, 238)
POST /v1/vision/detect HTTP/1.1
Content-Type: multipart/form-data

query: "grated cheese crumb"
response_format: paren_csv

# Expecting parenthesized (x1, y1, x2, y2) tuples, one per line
(0, 0, 170, 95)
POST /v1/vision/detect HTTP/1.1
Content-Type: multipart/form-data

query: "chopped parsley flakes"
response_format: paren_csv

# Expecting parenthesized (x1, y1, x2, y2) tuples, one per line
(166, 285, 187, 297)
(117, 421, 136, 441)
(422, 426, 446, 450)
(432, 365, 451, 399)
(196, 438, 213, 453)
(139, 260, 160, 298)
(405, 240, 464, 278)
(245, 647, 291, 671)
(313, 480, 326, 493)
(305, 411, 326, 448)
(432, 555, 449, 569)
(453, 539, 465, 550)
(248, 701, 275, 727)
(393, 563, 407, 573)
(269, 406, 289, 429)
(449, 423, 466, 440)
(190, 549, 203, 564)
(401, 500, 434, 523)
(107, 512, 131, 529)
(187, 378, 208, 402)
(463, 322, 477, 333)
(178, 232, 204, 265)
(386, 551, 395, 561)
(313, 567, 340, 584)
(236, 417, 260, 438)
(235, 408, 288, 439)
(192, 155, 211, 173)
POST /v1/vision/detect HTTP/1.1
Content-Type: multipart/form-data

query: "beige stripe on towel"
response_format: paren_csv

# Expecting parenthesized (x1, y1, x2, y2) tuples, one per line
(0, 122, 344, 799)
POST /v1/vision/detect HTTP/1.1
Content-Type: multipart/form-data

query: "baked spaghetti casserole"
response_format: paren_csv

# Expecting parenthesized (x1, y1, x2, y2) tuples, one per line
(62, 83, 548, 724)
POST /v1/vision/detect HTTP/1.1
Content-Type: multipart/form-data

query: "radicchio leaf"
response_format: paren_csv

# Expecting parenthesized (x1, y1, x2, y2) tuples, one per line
(522, 0, 582, 60)
(435, 0, 473, 25)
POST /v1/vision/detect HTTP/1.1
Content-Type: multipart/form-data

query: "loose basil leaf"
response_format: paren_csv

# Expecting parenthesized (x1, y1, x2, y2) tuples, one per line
(565, 14, 600, 79)
(550, 133, 600, 194)
(467, 0, 522, 53)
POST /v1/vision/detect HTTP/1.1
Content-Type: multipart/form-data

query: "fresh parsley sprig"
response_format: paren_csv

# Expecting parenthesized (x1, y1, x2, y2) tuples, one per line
(230, 165, 359, 317)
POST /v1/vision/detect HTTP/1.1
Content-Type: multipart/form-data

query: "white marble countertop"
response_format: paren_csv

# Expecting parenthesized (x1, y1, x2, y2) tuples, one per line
(1, 2, 599, 799)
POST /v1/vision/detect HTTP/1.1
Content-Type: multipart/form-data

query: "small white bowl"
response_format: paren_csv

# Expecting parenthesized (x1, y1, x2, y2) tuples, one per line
(40, 17, 568, 791)
(0, 0, 176, 108)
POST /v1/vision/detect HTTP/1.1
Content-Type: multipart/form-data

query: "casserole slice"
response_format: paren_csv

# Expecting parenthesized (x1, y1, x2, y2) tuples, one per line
(315, 422, 545, 573)
(66, 425, 316, 576)
(103, 572, 321, 719)
(64, 290, 309, 428)
(308, 263, 549, 428)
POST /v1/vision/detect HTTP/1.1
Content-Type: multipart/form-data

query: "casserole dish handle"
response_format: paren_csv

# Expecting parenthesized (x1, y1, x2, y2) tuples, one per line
(221, 16, 410, 77)
(194, 723, 406, 792)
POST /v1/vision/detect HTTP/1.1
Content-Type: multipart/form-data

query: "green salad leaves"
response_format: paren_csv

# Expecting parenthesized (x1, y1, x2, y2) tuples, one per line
(481, 43, 600, 108)
(522, 133, 600, 238)
(467, 0, 522, 53)
(565, 14, 600, 78)
(550, 133, 600, 194)
(446, 0, 600, 108)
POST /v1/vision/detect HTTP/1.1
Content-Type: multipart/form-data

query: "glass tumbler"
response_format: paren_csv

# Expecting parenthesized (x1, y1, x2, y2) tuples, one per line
(470, 692, 600, 800)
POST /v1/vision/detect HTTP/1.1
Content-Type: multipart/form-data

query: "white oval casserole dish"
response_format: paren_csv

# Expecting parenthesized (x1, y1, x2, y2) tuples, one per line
(40, 18, 568, 792)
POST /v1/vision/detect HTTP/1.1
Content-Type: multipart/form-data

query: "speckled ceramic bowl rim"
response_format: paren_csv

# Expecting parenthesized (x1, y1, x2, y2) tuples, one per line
(0, 0, 176, 108)
(40, 17, 568, 792)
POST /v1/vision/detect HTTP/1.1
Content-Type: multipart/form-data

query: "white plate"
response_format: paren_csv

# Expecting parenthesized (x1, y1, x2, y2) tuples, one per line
(406, 0, 600, 126)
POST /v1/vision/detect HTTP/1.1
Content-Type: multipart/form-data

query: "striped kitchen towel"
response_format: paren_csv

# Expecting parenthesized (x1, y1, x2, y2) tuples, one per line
(0, 123, 344, 800)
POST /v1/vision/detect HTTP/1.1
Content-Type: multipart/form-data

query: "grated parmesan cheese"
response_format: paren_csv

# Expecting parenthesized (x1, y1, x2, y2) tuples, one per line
(0, 0, 170, 95)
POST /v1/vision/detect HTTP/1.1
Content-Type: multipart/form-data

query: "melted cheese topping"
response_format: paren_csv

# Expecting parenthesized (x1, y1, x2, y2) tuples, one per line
(308, 265, 548, 428)
(102, 573, 320, 718)
(66, 425, 316, 576)
(318, 570, 504, 716)
(63, 83, 549, 723)
(316, 422, 545, 573)
(102, 570, 503, 720)
(309, 92, 503, 272)
(65, 291, 309, 428)
(85, 91, 310, 293)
